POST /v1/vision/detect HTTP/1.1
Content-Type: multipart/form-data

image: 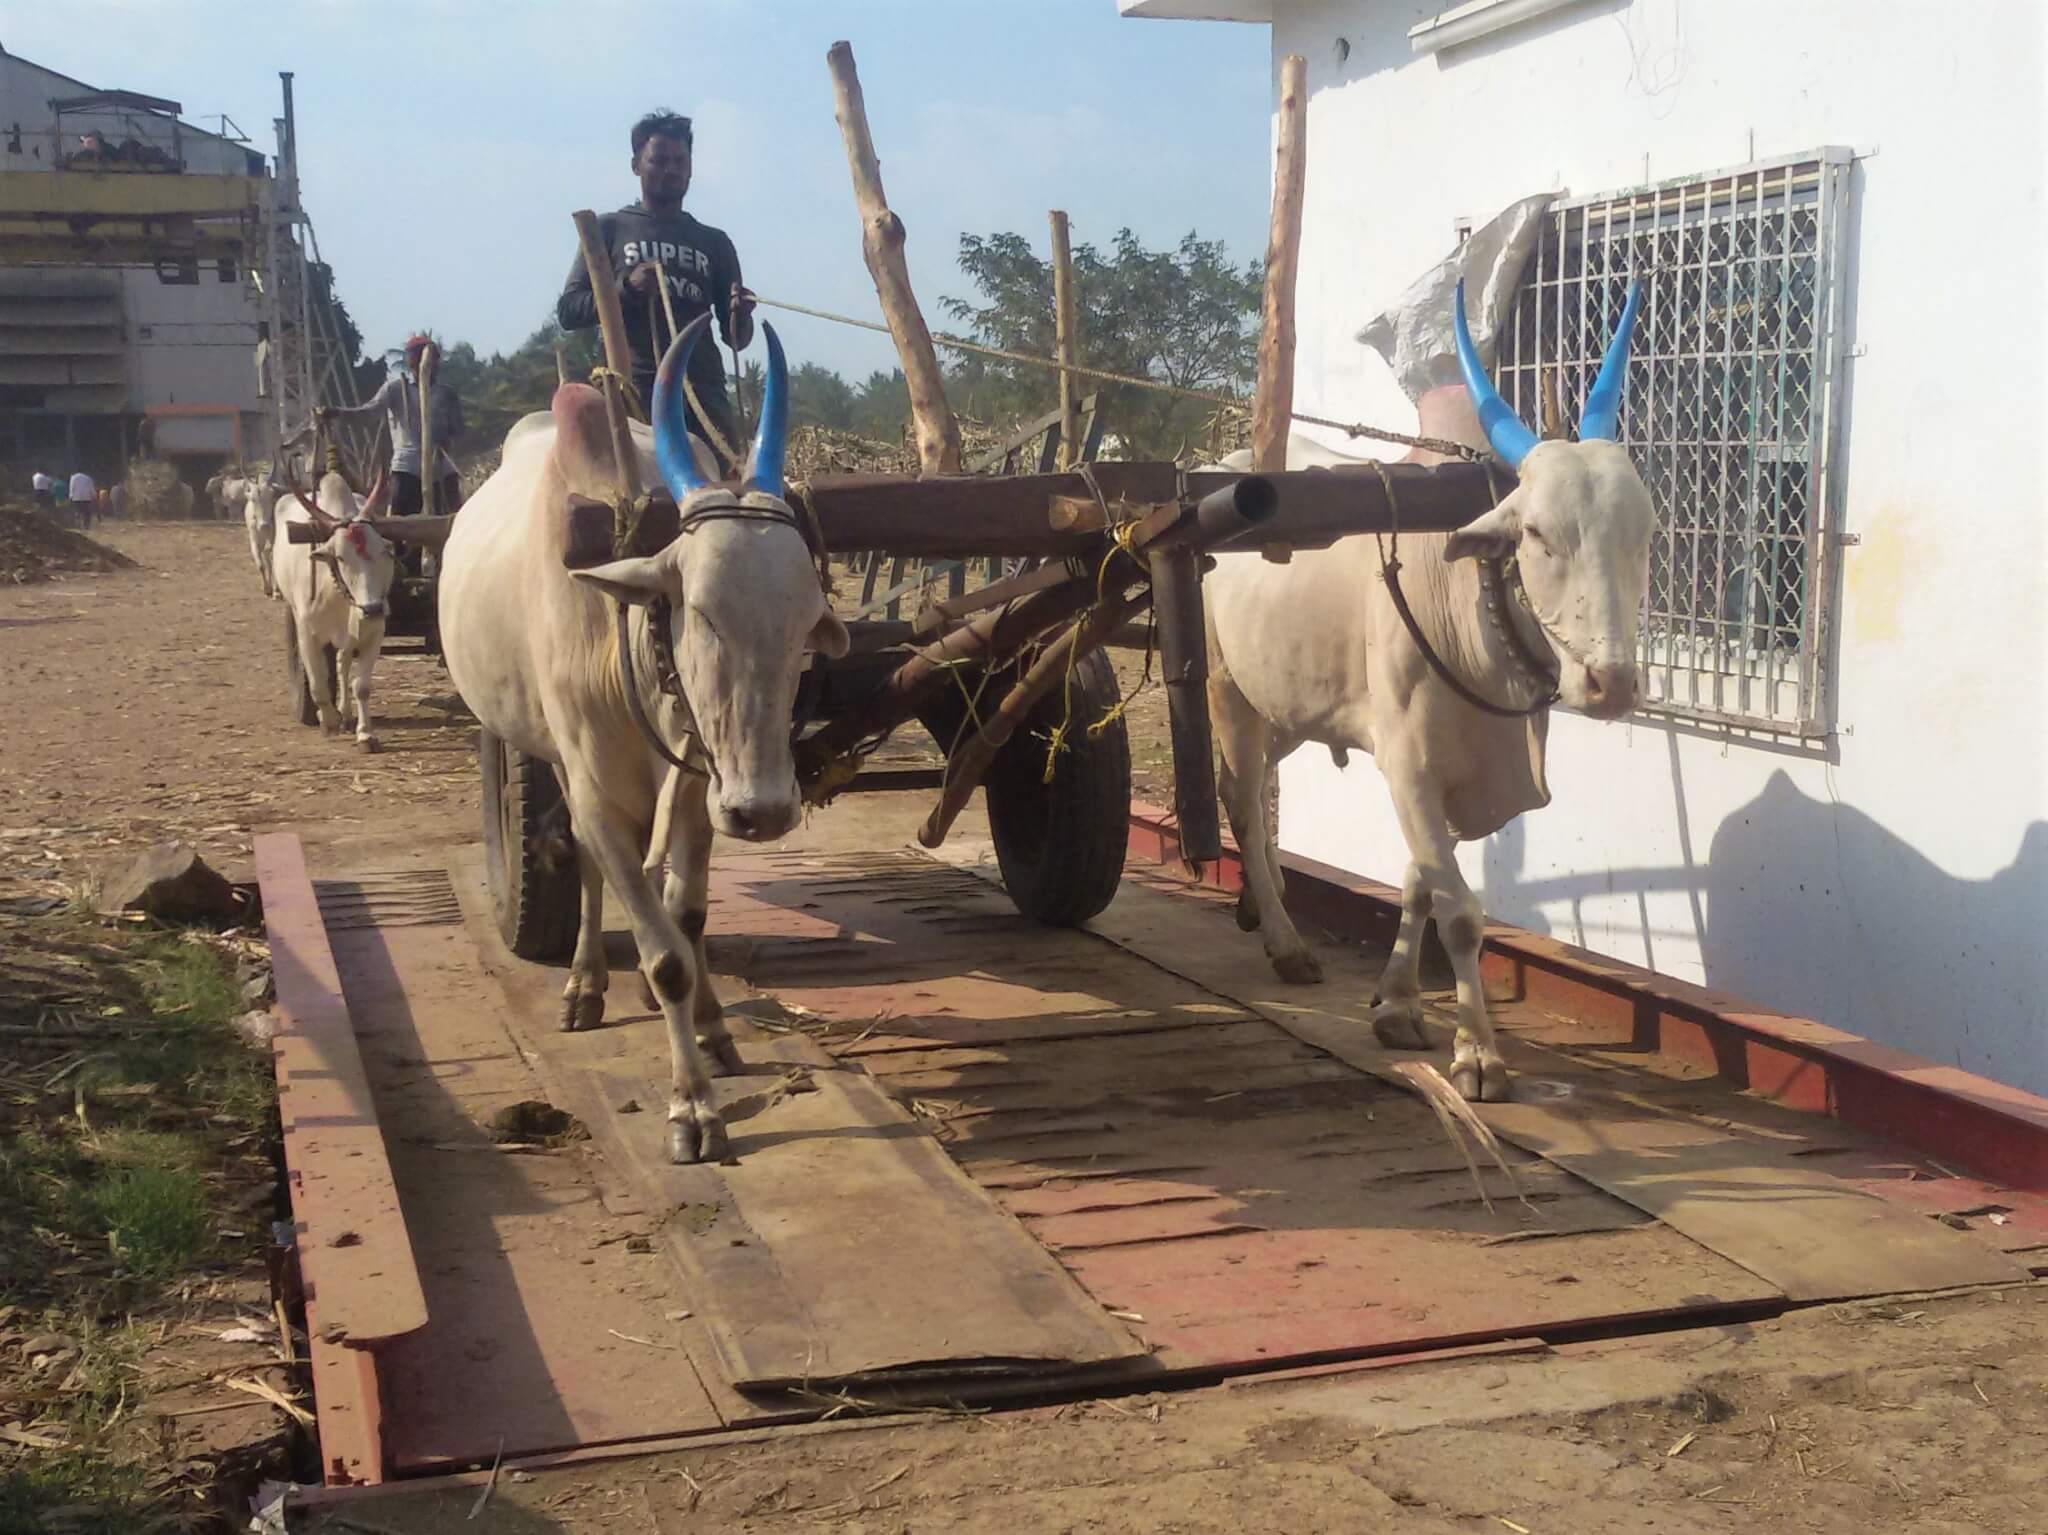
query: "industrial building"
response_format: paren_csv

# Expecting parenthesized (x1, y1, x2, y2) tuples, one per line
(0, 42, 353, 494)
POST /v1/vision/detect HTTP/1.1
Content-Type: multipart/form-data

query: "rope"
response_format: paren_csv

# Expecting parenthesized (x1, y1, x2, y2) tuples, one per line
(653, 262, 746, 476)
(752, 293, 1487, 463)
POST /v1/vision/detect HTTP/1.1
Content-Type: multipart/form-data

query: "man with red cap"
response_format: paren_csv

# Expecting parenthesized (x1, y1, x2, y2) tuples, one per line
(322, 334, 465, 520)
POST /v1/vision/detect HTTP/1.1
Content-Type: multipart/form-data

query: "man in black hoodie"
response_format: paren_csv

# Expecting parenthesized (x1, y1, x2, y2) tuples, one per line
(557, 110, 755, 470)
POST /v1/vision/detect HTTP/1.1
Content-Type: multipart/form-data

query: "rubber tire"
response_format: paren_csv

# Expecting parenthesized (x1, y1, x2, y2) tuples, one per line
(479, 729, 581, 961)
(983, 647, 1131, 926)
(284, 609, 337, 728)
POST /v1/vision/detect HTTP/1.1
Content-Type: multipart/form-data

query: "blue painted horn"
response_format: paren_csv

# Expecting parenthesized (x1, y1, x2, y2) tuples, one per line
(1452, 279, 1539, 470)
(652, 310, 717, 498)
(1576, 279, 1644, 443)
(743, 323, 789, 499)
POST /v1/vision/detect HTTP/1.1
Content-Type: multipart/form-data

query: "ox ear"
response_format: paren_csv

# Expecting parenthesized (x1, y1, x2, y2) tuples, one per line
(571, 553, 674, 606)
(808, 609, 851, 661)
(1443, 496, 1523, 563)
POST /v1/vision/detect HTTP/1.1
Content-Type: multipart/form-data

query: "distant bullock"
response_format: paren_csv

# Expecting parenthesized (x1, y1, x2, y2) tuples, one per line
(272, 472, 396, 752)
(1207, 281, 1653, 1102)
(245, 480, 281, 599)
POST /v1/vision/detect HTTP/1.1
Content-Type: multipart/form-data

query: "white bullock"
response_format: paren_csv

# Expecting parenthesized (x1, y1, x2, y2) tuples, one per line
(272, 472, 396, 752)
(438, 316, 846, 1164)
(207, 470, 254, 521)
(1207, 281, 1653, 1102)
(245, 480, 281, 599)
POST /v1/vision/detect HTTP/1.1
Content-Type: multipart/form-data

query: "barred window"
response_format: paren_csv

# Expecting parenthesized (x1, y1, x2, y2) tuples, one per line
(1494, 151, 1854, 735)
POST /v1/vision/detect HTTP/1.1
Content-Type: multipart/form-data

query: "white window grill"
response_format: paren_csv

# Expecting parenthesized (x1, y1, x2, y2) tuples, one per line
(1495, 149, 1854, 735)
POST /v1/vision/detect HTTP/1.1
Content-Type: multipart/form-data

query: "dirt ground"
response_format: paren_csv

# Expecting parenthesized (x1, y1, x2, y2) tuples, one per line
(4, 527, 2045, 1534)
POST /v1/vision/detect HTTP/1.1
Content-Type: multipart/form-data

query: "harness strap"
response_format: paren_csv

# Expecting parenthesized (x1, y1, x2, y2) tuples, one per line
(615, 600, 702, 774)
(1369, 460, 1557, 720)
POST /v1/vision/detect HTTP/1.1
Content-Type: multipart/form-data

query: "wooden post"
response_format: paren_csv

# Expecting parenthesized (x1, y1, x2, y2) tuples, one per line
(827, 40, 962, 477)
(570, 209, 645, 510)
(1251, 53, 1307, 474)
(417, 341, 437, 518)
(1049, 209, 1081, 471)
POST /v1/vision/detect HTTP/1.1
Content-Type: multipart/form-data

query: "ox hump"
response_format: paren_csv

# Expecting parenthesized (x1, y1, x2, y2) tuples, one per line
(551, 383, 618, 488)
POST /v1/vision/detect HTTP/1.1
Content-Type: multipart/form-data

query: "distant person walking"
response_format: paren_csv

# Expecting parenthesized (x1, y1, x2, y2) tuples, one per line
(31, 470, 53, 511)
(68, 470, 98, 529)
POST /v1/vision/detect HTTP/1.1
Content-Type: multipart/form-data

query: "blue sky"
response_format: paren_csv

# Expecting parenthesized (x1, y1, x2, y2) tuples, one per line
(8, 2, 1274, 380)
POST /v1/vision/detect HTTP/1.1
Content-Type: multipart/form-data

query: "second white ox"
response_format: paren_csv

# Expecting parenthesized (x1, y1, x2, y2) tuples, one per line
(272, 472, 397, 751)
(1208, 282, 1653, 1102)
(245, 478, 281, 599)
(438, 316, 846, 1164)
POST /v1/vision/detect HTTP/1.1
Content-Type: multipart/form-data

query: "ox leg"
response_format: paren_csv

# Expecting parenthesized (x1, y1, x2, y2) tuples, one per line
(561, 847, 608, 1032)
(1212, 672, 1320, 984)
(250, 522, 274, 597)
(1383, 758, 1508, 1102)
(661, 772, 740, 1074)
(1369, 862, 1434, 1051)
(562, 767, 726, 1163)
(349, 628, 383, 752)
(300, 624, 343, 735)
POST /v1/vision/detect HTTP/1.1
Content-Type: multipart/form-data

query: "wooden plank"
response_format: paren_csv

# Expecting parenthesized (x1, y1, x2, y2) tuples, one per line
(256, 834, 428, 1348)
(713, 848, 1786, 1377)
(443, 843, 1145, 1393)
(255, 833, 429, 1488)
(1021, 847, 2030, 1303)
(319, 913, 727, 1473)
(586, 1058, 1150, 1388)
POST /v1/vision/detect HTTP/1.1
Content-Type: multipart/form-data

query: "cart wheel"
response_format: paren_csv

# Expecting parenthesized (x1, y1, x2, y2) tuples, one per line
(283, 609, 337, 727)
(479, 728, 581, 961)
(983, 648, 1130, 926)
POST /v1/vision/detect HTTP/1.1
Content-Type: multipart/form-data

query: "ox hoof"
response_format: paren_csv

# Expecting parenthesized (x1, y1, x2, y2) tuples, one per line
(561, 989, 606, 1033)
(667, 1106, 729, 1165)
(1371, 1002, 1431, 1051)
(1271, 949, 1324, 986)
(356, 736, 381, 755)
(1234, 890, 1261, 933)
(1449, 1055, 1512, 1103)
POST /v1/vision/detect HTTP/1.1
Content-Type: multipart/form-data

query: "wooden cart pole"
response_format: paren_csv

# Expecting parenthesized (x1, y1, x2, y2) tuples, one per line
(570, 209, 646, 520)
(1250, 53, 1307, 474)
(827, 40, 962, 477)
(1049, 209, 1082, 471)
(417, 340, 438, 518)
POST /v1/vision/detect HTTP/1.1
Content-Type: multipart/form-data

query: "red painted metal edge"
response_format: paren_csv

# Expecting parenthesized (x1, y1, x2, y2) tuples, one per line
(256, 832, 428, 1486)
(1126, 801, 2048, 1194)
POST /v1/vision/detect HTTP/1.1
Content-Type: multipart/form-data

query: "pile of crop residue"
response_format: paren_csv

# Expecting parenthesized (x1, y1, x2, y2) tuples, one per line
(0, 503, 138, 585)
(120, 460, 195, 520)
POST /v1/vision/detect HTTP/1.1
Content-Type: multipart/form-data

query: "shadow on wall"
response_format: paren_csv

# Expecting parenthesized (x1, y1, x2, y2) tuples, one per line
(1701, 770, 2047, 1091)
(1475, 765, 2047, 1093)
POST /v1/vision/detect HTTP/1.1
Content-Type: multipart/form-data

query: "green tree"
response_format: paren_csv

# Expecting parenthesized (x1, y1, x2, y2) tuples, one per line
(851, 369, 911, 442)
(944, 228, 1260, 459)
(789, 362, 856, 431)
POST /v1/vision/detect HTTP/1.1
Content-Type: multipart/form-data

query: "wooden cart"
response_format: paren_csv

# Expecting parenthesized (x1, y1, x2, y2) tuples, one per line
(331, 458, 1498, 953)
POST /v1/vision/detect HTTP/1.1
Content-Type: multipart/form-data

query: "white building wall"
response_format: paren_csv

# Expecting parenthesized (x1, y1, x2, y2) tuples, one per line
(1243, 1, 2046, 1091)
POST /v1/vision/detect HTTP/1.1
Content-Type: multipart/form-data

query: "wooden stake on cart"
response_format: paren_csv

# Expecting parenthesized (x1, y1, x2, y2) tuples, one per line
(417, 340, 438, 519)
(1049, 209, 1082, 471)
(1251, 53, 1307, 476)
(827, 40, 962, 476)
(570, 208, 647, 542)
